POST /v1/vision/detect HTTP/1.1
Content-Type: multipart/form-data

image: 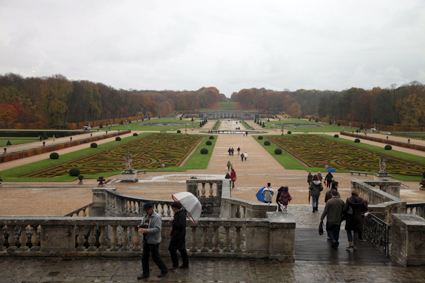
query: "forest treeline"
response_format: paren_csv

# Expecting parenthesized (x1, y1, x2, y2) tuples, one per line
(1, 72, 424, 128)
(0, 73, 226, 128)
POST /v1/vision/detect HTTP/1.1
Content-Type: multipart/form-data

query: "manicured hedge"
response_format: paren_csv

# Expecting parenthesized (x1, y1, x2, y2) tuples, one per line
(115, 137, 121, 141)
(355, 139, 360, 143)
(334, 134, 339, 138)
(385, 145, 392, 150)
(90, 143, 98, 148)
(274, 148, 282, 154)
(133, 133, 138, 136)
(288, 131, 292, 134)
(206, 141, 212, 145)
(209, 136, 214, 140)
(258, 136, 263, 140)
(50, 152, 59, 159)
(177, 130, 181, 133)
(264, 141, 270, 146)
(200, 148, 208, 154)
(69, 167, 80, 176)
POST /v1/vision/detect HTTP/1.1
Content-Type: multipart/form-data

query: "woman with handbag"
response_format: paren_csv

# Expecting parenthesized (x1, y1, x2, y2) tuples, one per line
(343, 189, 368, 251)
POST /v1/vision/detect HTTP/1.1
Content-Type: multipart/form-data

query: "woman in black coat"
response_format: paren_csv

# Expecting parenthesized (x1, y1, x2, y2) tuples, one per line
(168, 201, 189, 270)
(343, 189, 367, 251)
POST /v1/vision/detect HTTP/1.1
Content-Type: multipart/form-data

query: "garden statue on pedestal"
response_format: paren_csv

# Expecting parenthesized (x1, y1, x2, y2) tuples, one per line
(121, 152, 138, 182)
(375, 155, 391, 181)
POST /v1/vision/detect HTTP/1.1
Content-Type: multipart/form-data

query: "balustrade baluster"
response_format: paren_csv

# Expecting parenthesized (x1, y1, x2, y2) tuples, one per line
(87, 226, 97, 251)
(30, 225, 40, 251)
(209, 183, 213, 197)
(242, 207, 246, 218)
(98, 226, 107, 251)
(7, 225, 16, 252)
(18, 225, 29, 251)
(121, 226, 129, 251)
(82, 208, 87, 217)
(212, 225, 220, 252)
(0, 225, 5, 251)
(110, 226, 118, 251)
(190, 226, 198, 252)
(201, 226, 208, 252)
(76, 225, 85, 251)
(235, 225, 242, 252)
(167, 204, 171, 217)
(132, 226, 141, 251)
(223, 225, 231, 252)
(201, 183, 206, 197)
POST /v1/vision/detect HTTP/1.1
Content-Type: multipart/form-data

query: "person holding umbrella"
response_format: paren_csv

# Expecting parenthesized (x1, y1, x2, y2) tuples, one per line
(168, 201, 189, 270)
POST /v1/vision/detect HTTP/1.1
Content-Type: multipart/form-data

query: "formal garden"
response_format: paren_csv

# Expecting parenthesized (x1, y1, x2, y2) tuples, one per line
(255, 134, 425, 180)
(1, 133, 217, 182)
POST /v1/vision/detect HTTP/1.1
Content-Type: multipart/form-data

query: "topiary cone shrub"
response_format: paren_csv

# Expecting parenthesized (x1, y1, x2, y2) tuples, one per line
(200, 148, 208, 154)
(90, 143, 98, 148)
(133, 133, 138, 136)
(43, 132, 48, 140)
(177, 130, 181, 133)
(385, 145, 392, 150)
(50, 152, 59, 159)
(258, 136, 263, 140)
(115, 137, 121, 141)
(274, 148, 282, 154)
(334, 134, 339, 138)
(209, 136, 214, 140)
(264, 141, 270, 146)
(288, 131, 292, 134)
(69, 167, 80, 176)
(206, 141, 212, 145)
(354, 139, 360, 143)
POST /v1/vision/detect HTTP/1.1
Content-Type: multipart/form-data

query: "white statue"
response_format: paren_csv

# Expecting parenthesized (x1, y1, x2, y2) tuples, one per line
(125, 152, 133, 171)
(379, 156, 387, 173)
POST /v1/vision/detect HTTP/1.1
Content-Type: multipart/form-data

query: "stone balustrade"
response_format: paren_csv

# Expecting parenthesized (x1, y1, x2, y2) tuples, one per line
(0, 213, 295, 261)
(186, 178, 228, 217)
(220, 197, 277, 218)
(362, 181, 401, 198)
(65, 203, 93, 217)
(406, 202, 425, 219)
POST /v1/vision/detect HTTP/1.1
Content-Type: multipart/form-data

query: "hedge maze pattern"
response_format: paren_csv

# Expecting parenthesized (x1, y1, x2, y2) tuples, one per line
(268, 135, 425, 176)
(27, 134, 202, 177)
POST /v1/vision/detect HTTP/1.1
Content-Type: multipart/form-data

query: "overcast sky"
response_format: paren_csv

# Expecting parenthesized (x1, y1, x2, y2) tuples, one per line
(1, 0, 424, 96)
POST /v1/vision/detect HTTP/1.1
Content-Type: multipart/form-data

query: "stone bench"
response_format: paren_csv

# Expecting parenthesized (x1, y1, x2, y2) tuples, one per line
(137, 169, 147, 174)
(350, 171, 369, 176)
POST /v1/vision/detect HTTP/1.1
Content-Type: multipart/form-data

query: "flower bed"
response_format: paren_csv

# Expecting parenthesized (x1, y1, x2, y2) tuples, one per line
(267, 135, 425, 176)
(27, 134, 202, 177)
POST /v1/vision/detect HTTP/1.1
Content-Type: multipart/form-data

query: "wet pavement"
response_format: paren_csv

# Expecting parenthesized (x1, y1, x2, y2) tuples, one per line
(1, 256, 425, 283)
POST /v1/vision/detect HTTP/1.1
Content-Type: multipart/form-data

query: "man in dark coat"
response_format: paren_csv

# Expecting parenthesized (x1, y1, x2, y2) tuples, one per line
(168, 201, 189, 270)
(325, 181, 339, 203)
(321, 190, 345, 249)
(325, 172, 333, 188)
(343, 189, 368, 251)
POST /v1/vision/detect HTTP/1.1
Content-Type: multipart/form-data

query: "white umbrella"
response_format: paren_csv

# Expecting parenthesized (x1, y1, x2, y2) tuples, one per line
(172, 192, 202, 225)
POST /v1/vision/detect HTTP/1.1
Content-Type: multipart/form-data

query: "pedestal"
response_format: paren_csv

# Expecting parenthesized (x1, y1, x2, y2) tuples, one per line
(121, 170, 138, 182)
(374, 172, 391, 181)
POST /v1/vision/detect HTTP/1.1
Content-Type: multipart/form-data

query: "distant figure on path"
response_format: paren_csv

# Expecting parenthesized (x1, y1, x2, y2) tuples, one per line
(228, 148, 231, 156)
(309, 175, 323, 213)
(237, 146, 241, 155)
(231, 147, 234, 156)
(262, 183, 274, 204)
(240, 153, 244, 162)
(325, 181, 339, 202)
(227, 161, 231, 171)
(307, 172, 313, 186)
(325, 172, 333, 188)
(320, 190, 345, 249)
(244, 152, 248, 161)
(317, 172, 323, 183)
(230, 169, 237, 189)
(278, 186, 292, 212)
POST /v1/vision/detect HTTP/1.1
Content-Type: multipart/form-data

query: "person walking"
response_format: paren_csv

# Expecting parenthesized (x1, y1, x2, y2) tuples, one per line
(237, 146, 240, 155)
(325, 181, 339, 203)
(320, 190, 345, 249)
(262, 183, 274, 204)
(278, 186, 292, 212)
(309, 175, 323, 213)
(317, 172, 323, 184)
(228, 148, 231, 156)
(343, 189, 368, 251)
(325, 172, 333, 188)
(230, 168, 237, 189)
(276, 186, 284, 212)
(240, 153, 244, 162)
(307, 172, 313, 186)
(227, 161, 231, 171)
(137, 202, 168, 280)
(244, 152, 248, 161)
(168, 201, 189, 270)
(231, 147, 234, 156)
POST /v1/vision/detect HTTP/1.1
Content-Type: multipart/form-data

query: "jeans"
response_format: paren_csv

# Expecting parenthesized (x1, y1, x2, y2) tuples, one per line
(169, 247, 189, 267)
(312, 196, 318, 209)
(346, 230, 359, 245)
(326, 222, 341, 247)
(142, 243, 168, 276)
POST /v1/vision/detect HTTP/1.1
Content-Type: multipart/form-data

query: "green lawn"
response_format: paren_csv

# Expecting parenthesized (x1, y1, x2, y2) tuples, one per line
(0, 137, 40, 146)
(0, 133, 217, 182)
(259, 118, 345, 132)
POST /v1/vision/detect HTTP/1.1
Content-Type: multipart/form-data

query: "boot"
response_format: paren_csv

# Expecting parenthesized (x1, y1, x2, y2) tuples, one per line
(346, 241, 354, 249)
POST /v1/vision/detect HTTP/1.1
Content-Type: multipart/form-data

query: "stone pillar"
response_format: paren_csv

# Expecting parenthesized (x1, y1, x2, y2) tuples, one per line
(391, 214, 425, 266)
(90, 188, 115, 217)
(266, 212, 295, 262)
(40, 223, 75, 252)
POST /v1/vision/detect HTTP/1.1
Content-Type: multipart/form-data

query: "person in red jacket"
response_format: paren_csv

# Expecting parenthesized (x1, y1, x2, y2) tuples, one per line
(278, 186, 292, 212)
(230, 168, 237, 189)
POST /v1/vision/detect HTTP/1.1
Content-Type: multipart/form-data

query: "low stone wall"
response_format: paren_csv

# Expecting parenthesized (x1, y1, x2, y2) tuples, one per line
(220, 197, 277, 218)
(391, 214, 425, 266)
